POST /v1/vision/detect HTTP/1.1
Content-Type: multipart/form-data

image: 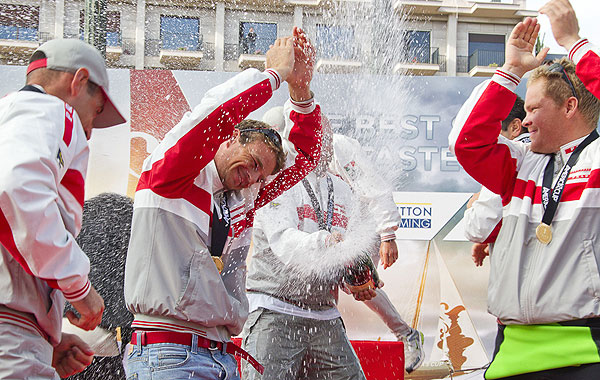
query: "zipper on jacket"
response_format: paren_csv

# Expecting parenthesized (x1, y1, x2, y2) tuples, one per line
(523, 237, 545, 323)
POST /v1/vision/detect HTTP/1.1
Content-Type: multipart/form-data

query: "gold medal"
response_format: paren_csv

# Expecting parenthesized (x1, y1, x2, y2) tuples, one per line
(212, 256, 224, 273)
(536, 223, 552, 244)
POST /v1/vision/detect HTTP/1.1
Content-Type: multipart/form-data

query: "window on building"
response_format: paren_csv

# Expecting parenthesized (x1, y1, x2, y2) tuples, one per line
(316, 24, 356, 60)
(161, 16, 201, 51)
(468, 33, 505, 69)
(79, 11, 121, 46)
(239, 22, 277, 55)
(0, 4, 39, 41)
(402, 30, 431, 64)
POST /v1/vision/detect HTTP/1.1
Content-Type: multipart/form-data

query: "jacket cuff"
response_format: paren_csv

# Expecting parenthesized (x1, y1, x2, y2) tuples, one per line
(264, 69, 282, 91)
(62, 278, 91, 302)
(380, 232, 397, 242)
(569, 38, 591, 63)
(289, 95, 316, 114)
(493, 69, 520, 92)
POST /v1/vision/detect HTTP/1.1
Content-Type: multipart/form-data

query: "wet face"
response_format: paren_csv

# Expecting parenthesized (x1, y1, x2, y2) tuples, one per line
(523, 79, 567, 154)
(215, 136, 277, 191)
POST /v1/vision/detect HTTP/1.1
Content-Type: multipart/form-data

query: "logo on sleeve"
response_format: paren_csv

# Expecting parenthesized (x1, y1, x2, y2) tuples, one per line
(270, 201, 281, 208)
(56, 149, 64, 169)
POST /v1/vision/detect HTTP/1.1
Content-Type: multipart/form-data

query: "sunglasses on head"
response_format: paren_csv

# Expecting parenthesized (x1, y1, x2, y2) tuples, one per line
(546, 62, 578, 100)
(241, 128, 283, 149)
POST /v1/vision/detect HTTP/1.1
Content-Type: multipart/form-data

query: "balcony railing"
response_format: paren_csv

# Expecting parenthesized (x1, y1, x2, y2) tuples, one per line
(399, 47, 440, 65)
(145, 38, 205, 56)
(468, 49, 504, 71)
(457, 56, 468, 73)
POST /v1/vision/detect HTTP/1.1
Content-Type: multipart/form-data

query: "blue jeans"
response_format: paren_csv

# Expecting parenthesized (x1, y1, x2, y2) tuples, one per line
(126, 333, 240, 380)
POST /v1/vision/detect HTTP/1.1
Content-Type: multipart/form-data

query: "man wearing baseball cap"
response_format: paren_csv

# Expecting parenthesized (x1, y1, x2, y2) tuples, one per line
(0, 38, 125, 378)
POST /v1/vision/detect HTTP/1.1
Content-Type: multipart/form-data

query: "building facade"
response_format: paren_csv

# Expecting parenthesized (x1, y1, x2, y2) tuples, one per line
(0, 0, 536, 76)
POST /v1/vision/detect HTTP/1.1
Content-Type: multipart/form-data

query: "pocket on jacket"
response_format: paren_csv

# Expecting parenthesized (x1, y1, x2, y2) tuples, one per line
(174, 249, 209, 313)
(581, 240, 600, 298)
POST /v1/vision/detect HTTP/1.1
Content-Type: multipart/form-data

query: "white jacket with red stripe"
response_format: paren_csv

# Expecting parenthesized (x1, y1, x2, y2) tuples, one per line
(449, 40, 600, 325)
(124, 69, 321, 342)
(0, 89, 91, 345)
(246, 170, 354, 310)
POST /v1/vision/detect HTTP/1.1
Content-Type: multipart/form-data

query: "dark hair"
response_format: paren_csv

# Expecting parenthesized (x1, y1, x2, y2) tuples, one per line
(501, 95, 526, 132)
(235, 119, 286, 174)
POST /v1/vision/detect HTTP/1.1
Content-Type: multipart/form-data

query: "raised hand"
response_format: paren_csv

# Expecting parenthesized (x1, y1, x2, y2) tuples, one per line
(286, 27, 316, 101)
(266, 36, 295, 82)
(540, 0, 581, 51)
(502, 17, 548, 78)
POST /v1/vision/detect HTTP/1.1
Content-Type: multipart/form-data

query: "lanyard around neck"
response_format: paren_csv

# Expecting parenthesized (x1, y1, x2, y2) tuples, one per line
(540, 130, 599, 226)
(302, 175, 334, 232)
(210, 192, 230, 257)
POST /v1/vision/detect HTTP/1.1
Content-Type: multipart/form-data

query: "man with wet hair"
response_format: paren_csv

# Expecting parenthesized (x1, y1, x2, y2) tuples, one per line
(450, 0, 600, 378)
(124, 27, 322, 379)
(242, 114, 374, 380)
(0, 39, 125, 379)
(463, 96, 529, 267)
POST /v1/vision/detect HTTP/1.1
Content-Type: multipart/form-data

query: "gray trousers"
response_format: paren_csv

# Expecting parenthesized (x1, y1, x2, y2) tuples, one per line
(241, 308, 366, 380)
(0, 323, 59, 379)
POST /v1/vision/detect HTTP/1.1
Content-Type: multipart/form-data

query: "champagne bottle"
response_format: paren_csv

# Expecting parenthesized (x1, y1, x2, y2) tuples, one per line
(344, 252, 381, 292)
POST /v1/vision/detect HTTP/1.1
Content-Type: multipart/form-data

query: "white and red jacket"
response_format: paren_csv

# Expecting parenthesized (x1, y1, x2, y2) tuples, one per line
(463, 133, 530, 244)
(0, 89, 91, 345)
(449, 40, 600, 325)
(247, 170, 354, 311)
(124, 69, 321, 342)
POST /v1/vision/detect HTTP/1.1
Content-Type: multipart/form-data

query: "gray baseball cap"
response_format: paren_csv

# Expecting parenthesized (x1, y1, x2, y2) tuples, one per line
(27, 39, 126, 129)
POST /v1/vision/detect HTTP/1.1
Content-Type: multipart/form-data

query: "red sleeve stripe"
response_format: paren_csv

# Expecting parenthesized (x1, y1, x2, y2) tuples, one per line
(62, 279, 91, 300)
(0, 209, 36, 279)
(60, 169, 85, 207)
(63, 105, 74, 146)
(1, 208, 87, 294)
(290, 99, 314, 108)
(138, 181, 213, 219)
(496, 70, 520, 86)
(0, 311, 47, 339)
(136, 79, 273, 200)
(483, 221, 502, 244)
(569, 39, 589, 61)
(455, 82, 518, 198)
(264, 69, 281, 90)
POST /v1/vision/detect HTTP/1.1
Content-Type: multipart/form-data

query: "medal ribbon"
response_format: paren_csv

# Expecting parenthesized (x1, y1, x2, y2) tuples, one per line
(540, 130, 598, 226)
(301, 175, 335, 231)
(210, 193, 231, 257)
